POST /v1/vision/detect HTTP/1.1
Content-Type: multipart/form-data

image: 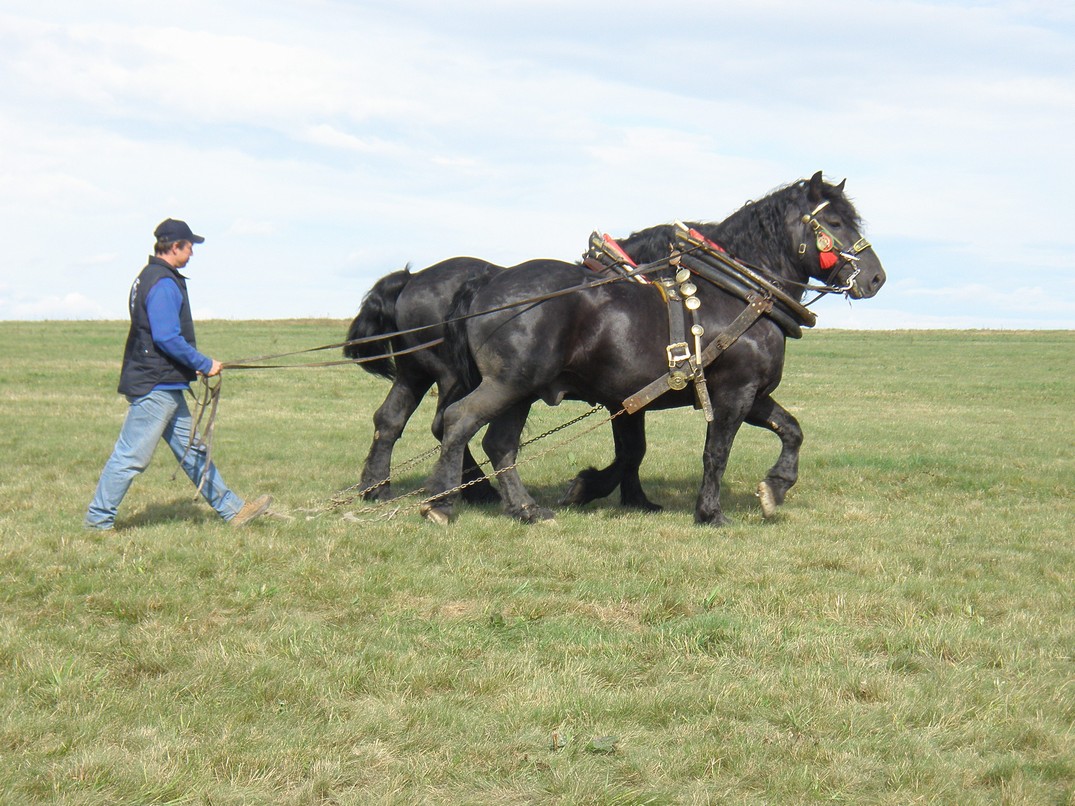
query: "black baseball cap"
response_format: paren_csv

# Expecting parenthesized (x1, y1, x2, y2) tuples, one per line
(154, 218, 205, 244)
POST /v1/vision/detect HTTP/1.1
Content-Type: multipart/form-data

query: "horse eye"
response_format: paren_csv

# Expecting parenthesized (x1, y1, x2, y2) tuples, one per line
(826, 219, 844, 229)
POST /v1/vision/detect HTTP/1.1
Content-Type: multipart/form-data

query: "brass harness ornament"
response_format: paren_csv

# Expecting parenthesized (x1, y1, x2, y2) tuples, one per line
(659, 260, 714, 419)
(584, 225, 811, 420)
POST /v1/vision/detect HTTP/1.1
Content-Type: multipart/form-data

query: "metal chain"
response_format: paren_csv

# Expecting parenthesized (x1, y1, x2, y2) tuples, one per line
(518, 404, 609, 450)
(316, 404, 625, 522)
(325, 444, 441, 510)
(417, 405, 626, 509)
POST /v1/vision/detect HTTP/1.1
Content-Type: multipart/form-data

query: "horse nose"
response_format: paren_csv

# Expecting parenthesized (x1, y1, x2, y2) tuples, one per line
(853, 263, 886, 299)
(869, 267, 887, 292)
(860, 266, 885, 298)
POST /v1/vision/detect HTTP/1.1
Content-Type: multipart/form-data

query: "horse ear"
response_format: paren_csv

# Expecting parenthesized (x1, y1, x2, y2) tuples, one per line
(808, 171, 824, 203)
(834, 178, 847, 194)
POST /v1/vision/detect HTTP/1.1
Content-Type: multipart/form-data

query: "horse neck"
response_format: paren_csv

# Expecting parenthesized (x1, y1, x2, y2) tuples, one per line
(692, 195, 809, 288)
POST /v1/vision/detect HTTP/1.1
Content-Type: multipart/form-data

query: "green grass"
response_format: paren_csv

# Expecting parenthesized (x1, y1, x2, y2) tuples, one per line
(0, 322, 1072, 804)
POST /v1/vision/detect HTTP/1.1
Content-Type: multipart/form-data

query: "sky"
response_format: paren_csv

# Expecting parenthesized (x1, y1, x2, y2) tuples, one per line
(1, 0, 1073, 329)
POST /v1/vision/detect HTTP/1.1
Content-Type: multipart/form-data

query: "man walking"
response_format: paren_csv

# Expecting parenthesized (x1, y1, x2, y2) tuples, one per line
(85, 218, 272, 530)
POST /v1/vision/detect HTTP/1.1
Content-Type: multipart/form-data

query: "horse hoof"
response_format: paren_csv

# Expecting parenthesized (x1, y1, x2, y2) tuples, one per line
(362, 484, 392, 502)
(696, 511, 732, 527)
(757, 481, 778, 519)
(558, 478, 587, 507)
(517, 505, 556, 524)
(419, 502, 453, 527)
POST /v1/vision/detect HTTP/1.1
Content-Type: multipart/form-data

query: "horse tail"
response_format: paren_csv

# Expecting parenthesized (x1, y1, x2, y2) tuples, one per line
(442, 275, 485, 399)
(344, 267, 412, 380)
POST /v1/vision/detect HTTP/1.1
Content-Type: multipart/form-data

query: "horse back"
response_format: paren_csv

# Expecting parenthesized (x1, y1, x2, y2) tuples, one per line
(460, 261, 674, 405)
(460, 260, 790, 409)
(395, 257, 500, 336)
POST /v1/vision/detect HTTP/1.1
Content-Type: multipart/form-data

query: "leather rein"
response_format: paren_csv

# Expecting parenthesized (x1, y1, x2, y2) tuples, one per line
(187, 223, 858, 505)
(222, 205, 866, 373)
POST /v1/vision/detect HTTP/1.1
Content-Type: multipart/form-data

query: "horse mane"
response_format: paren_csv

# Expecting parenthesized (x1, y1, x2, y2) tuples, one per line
(616, 176, 863, 276)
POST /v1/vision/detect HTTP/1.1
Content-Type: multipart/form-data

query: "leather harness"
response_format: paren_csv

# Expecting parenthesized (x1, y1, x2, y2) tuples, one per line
(585, 225, 816, 421)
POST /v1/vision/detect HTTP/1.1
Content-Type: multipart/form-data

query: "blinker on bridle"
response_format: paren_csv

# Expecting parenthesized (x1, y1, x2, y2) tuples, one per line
(798, 200, 872, 292)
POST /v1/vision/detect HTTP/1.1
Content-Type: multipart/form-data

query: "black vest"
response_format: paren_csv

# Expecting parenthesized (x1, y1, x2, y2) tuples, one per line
(117, 258, 199, 396)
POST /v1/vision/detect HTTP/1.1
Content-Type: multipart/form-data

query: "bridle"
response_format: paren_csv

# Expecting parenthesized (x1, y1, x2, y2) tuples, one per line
(797, 199, 873, 295)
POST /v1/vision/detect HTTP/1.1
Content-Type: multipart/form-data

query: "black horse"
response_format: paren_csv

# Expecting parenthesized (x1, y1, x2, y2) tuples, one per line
(344, 257, 504, 503)
(420, 173, 886, 526)
(345, 262, 662, 510)
(343, 227, 782, 510)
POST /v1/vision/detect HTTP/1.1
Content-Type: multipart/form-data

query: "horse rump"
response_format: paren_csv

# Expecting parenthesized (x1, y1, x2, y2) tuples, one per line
(440, 272, 487, 401)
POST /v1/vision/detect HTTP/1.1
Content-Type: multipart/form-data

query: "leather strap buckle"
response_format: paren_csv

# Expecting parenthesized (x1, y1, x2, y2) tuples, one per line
(666, 342, 691, 366)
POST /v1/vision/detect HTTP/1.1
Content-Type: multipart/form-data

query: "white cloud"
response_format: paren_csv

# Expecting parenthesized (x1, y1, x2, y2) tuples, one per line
(226, 219, 277, 237)
(0, 1, 1072, 328)
(902, 281, 1075, 317)
(302, 125, 395, 154)
(1, 292, 109, 320)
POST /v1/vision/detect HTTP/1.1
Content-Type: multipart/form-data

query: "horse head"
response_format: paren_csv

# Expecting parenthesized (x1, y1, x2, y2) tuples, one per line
(795, 171, 886, 299)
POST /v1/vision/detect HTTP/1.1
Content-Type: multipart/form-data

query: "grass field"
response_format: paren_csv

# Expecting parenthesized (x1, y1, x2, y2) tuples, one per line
(0, 322, 1072, 804)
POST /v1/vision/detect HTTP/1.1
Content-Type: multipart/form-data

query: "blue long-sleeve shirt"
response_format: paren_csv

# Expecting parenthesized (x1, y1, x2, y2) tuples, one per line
(146, 278, 212, 388)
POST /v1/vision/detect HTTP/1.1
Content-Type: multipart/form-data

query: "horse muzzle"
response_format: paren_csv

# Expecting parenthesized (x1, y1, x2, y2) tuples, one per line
(845, 257, 886, 299)
(834, 239, 886, 300)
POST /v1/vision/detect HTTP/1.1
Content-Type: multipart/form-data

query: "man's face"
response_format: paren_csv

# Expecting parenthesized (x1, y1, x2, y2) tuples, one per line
(170, 241, 194, 268)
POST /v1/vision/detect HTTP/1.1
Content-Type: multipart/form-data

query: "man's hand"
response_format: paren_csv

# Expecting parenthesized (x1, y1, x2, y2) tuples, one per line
(205, 359, 223, 377)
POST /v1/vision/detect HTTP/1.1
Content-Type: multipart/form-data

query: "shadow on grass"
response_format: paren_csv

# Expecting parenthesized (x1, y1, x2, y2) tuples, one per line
(121, 498, 218, 529)
(401, 474, 776, 523)
(352, 458, 788, 526)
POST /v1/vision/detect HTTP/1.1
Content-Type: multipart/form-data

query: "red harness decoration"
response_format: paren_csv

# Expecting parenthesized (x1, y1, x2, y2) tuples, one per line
(803, 202, 842, 272)
(687, 228, 727, 254)
(600, 234, 650, 284)
(602, 234, 637, 266)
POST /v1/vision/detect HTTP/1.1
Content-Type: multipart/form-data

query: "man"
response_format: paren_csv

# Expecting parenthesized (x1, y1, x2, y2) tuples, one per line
(84, 218, 272, 530)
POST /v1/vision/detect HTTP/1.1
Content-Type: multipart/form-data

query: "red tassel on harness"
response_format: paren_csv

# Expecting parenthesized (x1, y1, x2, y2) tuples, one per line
(818, 251, 839, 271)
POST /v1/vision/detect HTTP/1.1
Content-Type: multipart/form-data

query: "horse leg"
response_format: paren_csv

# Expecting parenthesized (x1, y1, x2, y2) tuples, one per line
(695, 406, 749, 527)
(746, 395, 802, 518)
(482, 401, 555, 523)
(359, 375, 431, 500)
(560, 411, 662, 512)
(613, 412, 662, 511)
(559, 407, 627, 506)
(421, 380, 513, 525)
(431, 392, 500, 505)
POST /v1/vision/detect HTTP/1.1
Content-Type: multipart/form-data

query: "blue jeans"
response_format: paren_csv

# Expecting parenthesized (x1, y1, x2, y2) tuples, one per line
(85, 388, 244, 529)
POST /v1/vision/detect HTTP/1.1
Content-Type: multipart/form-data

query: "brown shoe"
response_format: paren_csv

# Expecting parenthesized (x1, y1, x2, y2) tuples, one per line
(231, 494, 273, 528)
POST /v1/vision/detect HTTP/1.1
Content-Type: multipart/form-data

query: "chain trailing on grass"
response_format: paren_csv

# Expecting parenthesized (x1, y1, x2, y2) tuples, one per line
(314, 404, 626, 522)
(325, 444, 442, 511)
(416, 405, 627, 510)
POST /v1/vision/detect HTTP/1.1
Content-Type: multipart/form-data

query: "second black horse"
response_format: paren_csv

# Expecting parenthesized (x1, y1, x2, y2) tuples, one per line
(420, 173, 886, 525)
